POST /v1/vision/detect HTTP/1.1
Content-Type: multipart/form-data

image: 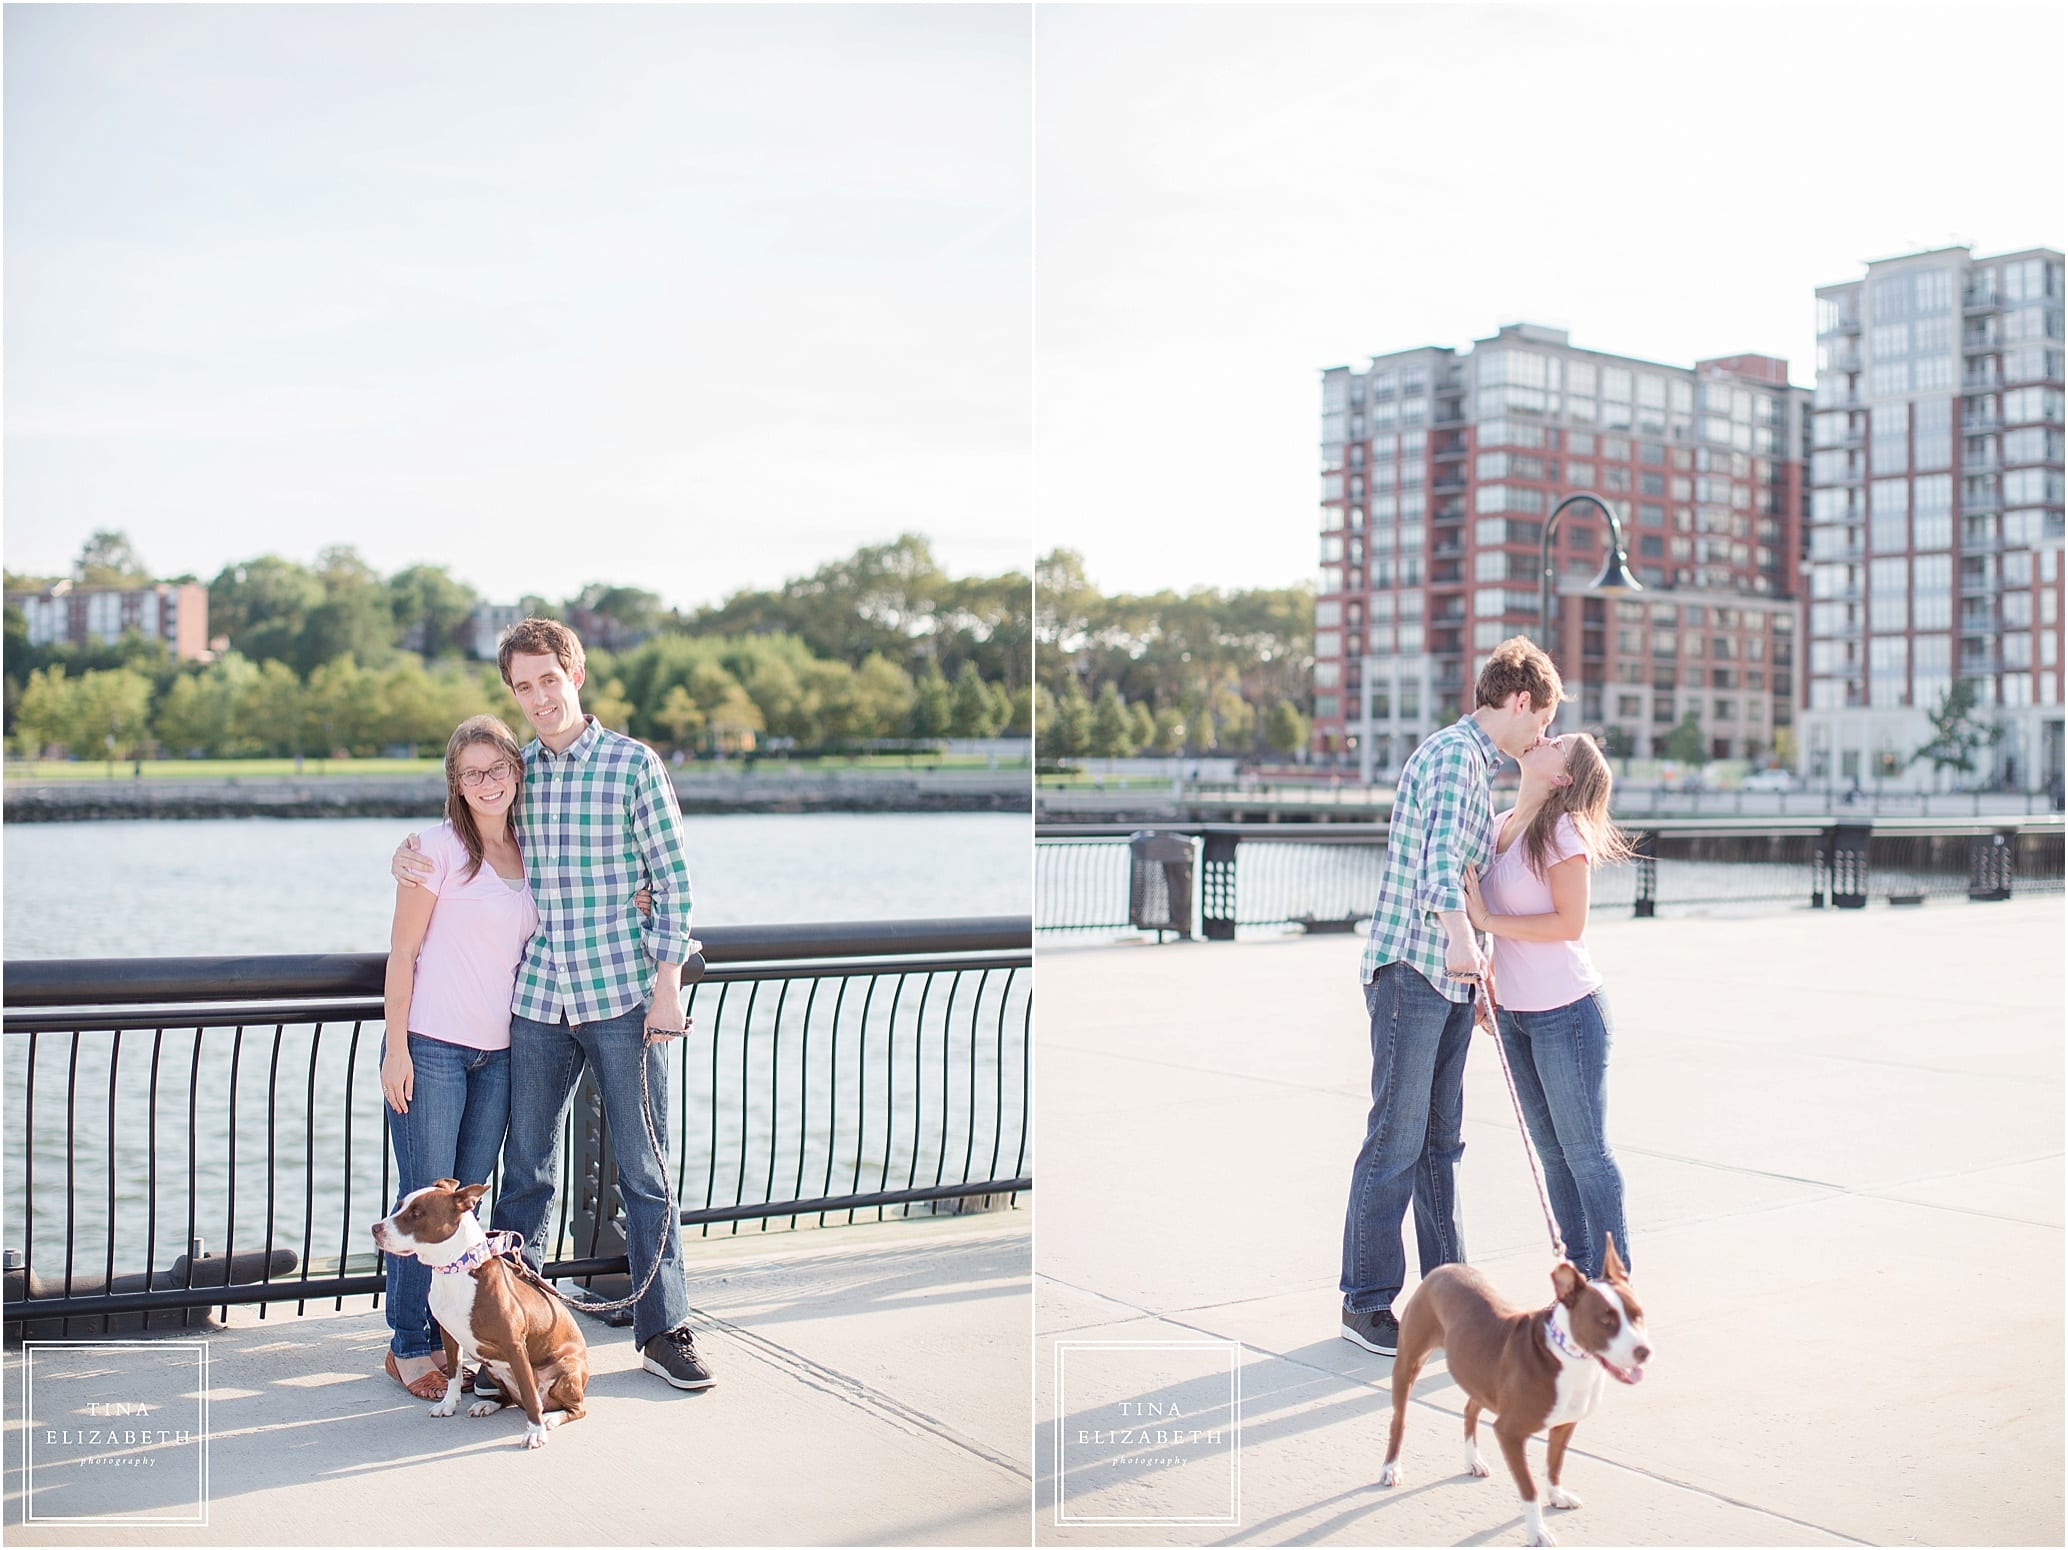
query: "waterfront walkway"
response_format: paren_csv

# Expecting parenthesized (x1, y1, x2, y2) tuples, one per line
(1036, 898, 2064, 1546)
(5, 1212, 1030, 1546)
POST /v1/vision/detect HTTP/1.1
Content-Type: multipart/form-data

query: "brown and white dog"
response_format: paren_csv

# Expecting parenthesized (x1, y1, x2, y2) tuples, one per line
(1378, 1238, 1650, 1547)
(371, 1179, 590, 1449)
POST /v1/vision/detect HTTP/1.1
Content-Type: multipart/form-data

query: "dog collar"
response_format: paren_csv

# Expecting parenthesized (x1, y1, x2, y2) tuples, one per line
(1543, 1310, 1593, 1364)
(433, 1229, 528, 1277)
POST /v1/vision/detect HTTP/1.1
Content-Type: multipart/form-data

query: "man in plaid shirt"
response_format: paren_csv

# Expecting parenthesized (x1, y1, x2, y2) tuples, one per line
(396, 617, 710, 1392)
(1339, 636, 1566, 1358)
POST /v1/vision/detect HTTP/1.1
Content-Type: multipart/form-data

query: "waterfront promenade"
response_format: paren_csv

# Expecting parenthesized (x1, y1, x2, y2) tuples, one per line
(5, 1212, 1030, 1545)
(1036, 898, 2064, 1545)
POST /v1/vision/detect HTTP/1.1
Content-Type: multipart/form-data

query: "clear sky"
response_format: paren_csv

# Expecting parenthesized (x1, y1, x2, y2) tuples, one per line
(5, 4, 1033, 608)
(1034, 2, 2067, 597)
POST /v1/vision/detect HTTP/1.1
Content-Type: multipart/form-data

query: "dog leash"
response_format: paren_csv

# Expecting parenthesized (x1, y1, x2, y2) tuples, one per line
(1472, 967, 1568, 1263)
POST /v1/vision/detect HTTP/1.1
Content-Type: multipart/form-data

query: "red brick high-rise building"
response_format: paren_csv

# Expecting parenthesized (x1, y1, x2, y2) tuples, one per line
(1315, 324, 1808, 780)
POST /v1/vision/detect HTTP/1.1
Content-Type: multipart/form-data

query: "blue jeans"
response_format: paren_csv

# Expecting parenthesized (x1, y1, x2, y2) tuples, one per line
(1341, 962, 1473, 1313)
(1495, 990, 1630, 1280)
(492, 1004, 690, 1349)
(384, 1035, 510, 1359)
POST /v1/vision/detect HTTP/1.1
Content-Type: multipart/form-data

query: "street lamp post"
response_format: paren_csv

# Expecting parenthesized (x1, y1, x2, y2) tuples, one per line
(1538, 490, 1644, 651)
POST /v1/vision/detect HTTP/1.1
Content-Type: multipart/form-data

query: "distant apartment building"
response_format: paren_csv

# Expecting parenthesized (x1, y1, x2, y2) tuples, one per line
(1803, 246, 2065, 794)
(6, 579, 210, 661)
(1315, 324, 1807, 780)
(466, 603, 525, 661)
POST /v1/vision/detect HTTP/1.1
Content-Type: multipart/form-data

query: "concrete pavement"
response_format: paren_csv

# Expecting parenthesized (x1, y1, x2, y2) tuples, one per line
(1035, 898, 2064, 1546)
(5, 1212, 1031, 1546)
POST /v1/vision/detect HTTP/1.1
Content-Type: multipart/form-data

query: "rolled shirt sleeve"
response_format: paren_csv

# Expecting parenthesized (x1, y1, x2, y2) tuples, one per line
(629, 748, 695, 967)
(1411, 739, 1477, 918)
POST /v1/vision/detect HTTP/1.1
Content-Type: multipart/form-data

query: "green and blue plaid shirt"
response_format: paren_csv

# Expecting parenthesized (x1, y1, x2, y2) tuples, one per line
(1359, 714, 1499, 1003)
(511, 716, 695, 1025)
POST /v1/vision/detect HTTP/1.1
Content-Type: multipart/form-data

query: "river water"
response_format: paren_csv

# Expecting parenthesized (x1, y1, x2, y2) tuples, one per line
(4, 812, 1032, 959)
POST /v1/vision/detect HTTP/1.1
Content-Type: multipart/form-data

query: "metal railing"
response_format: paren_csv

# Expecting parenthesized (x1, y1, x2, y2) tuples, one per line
(1036, 820, 2062, 938)
(4, 918, 1031, 1332)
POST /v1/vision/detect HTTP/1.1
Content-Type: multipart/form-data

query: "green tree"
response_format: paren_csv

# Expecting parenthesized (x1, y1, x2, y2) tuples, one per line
(155, 653, 262, 757)
(587, 677, 637, 733)
(1008, 684, 1036, 738)
(74, 530, 151, 586)
(234, 660, 313, 757)
(1128, 699, 1155, 753)
(388, 565, 480, 659)
(1150, 705, 1186, 756)
(1043, 678, 1093, 759)
(655, 684, 706, 750)
(73, 667, 157, 769)
(853, 653, 916, 740)
(950, 661, 1004, 738)
(307, 657, 379, 756)
(374, 657, 453, 752)
(13, 665, 77, 756)
(1911, 680, 1998, 786)
(300, 547, 396, 675)
(910, 662, 954, 740)
(1661, 711, 1708, 765)
(1089, 682, 1137, 758)
(1264, 701, 1310, 758)
(207, 556, 325, 668)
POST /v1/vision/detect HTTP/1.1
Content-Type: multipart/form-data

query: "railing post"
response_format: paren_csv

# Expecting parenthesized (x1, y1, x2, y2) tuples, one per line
(566, 1070, 632, 1322)
(1968, 828, 2015, 901)
(1632, 829, 1659, 918)
(1825, 822, 1872, 908)
(1201, 832, 1240, 941)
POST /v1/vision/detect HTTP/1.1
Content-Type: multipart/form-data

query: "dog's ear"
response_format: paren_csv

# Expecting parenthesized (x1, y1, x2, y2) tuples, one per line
(433, 1178, 460, 1192)
(456, 1182, 490, 1213)
(1603, 1234, 1628, 1283)
(1551, 1261, 1583, 1303)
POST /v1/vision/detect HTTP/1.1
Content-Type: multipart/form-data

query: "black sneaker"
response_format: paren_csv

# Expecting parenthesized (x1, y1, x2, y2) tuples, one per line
(641, 1325, 715, 1390)
(1341, 1305, 1400, 1355)
(469, 1367, 499, 1399)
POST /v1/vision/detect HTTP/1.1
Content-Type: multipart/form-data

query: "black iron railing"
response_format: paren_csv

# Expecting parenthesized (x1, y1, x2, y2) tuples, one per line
(1035, 820, 2063, 938)
(4, 917, 1031, 1331)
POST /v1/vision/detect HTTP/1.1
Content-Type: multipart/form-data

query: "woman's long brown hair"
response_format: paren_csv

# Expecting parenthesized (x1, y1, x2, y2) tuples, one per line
(444, 715, 525, 883)
(1517, 732, 1637, 878)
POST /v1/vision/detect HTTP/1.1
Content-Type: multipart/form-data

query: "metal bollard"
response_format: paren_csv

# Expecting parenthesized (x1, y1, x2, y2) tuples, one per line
(1201, 832, 1240, 941)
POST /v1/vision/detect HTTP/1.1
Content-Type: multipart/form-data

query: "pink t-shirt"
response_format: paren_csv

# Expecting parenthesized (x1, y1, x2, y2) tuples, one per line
(404, 821, 540, 1051)
(1479, 809, 1604, 1013)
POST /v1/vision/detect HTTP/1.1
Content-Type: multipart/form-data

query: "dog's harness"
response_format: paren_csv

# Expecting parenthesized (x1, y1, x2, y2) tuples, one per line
(433, 1229, 529, 1277)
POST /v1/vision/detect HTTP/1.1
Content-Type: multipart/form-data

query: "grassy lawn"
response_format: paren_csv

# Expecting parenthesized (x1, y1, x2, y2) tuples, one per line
(7, 752, 1031, 782)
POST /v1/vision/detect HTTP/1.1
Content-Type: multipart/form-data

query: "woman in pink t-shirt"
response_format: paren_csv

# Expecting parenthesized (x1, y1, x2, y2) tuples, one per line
(1462, 731, 1635, 1280)
(376, 715, 539, 1398)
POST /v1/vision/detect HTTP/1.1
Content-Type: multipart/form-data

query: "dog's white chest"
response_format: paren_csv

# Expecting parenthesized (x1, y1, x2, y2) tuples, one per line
(1542, 1356, 1605, 1429)
(428, 1272, 480, 1347)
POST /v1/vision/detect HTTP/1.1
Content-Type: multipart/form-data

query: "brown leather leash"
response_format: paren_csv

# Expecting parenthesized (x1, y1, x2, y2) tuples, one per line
(1470, 965, 1568, 1264)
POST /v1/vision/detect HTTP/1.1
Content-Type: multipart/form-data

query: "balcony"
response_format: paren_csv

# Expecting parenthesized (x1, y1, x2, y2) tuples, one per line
(1962, 489, 2004, 514)
(1962, 332, 2001, 354)
(1963, 291, 2002, 313)
(1963, 371, 2001, 391)
(1960, 575, 2001, 597)
(1963, 410, 2003, 432)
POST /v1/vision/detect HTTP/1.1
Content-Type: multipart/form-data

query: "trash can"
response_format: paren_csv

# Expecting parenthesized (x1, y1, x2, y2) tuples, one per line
(1128, 831, 1196, 941)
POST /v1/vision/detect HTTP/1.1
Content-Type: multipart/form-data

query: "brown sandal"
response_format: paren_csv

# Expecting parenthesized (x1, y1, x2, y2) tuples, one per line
(385, 1350, 450, 1401)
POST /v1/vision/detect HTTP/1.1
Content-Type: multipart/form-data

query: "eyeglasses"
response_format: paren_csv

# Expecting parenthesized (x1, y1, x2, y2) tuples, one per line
(457, 760, 518, 788)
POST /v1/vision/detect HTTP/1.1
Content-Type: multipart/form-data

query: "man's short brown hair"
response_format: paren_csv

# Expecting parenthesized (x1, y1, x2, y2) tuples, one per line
(1474, 635, 1568, 712)
(497, 617, 586, 687)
